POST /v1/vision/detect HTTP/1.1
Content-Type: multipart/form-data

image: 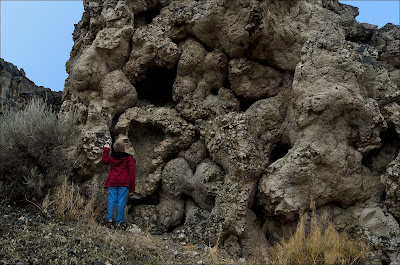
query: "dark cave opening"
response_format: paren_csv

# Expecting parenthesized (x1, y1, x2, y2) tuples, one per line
(210, 86, 219, 95)
(223, 74, 231, 91)
(238, 95, 259, 112)
(134, 67, 176, 107)
(345, 29, 374, 44)
(251, 203, 267, 225)
(110, 112, 124, 145)
(270, 141, 292, 164)
(362, 126, 400, 173)
(134, 8, 162, 27)
(130, 185, 161, 207)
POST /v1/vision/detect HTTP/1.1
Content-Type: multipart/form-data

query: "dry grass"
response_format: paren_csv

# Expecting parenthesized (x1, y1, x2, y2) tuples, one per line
(53, 178, 86, 220)
(41, 192, 53, 215)
(256, 205, 369, 265)
(33, 177, 102, 222)
(209, 224, 223, 262)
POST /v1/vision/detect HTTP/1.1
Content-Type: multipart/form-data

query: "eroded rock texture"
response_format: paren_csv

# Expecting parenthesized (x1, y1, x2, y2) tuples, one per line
(61, 0, 400, 262)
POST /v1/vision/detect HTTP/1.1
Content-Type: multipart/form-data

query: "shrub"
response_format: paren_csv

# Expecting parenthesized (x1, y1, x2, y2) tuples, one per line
(0, 98, 79, 199)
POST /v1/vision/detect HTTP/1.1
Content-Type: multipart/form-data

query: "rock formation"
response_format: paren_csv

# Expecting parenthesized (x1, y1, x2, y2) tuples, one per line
(60, 0, 400, 263)
(0, 58, 62, 113)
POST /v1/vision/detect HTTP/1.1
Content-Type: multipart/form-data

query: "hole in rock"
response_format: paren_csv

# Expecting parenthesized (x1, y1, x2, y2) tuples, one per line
(204, 196, 216, 210)
(167, 222, 184, 233)
(210, 87, 219, 95)
(135, 67, 176, 107)
(362, 126, 400, 173)
(223, 75, 231, 91)
(110, 112, 124, 145)
(128, 121, 166, 184)
(345, 30, 374, 44)
(270, 142, 291, 164)
(238, 95, 259, 112)
(134, 8, 162, 27)
(250, 198, 291, 244)
(131, 185, 161, 206)
(251, 203, 267, 227)
(249, 177, 269, 241)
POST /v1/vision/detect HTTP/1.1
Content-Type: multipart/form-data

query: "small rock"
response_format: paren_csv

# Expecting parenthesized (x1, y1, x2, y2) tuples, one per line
(126, 224, 142, 234)
(15, 219, 25, 226)
(189, 251, 199, 257)
(195, 244, 205, 250)
(66, 248, 76, 255)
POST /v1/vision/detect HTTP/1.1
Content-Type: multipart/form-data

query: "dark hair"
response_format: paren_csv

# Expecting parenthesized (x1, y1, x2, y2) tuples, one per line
(113, 140, 126, 152)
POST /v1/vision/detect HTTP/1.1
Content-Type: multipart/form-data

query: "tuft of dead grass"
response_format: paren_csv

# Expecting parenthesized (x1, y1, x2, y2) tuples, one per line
(257, 203, 369, 265)
(209, 223, 223, 262)
(53, 177, 86, 220)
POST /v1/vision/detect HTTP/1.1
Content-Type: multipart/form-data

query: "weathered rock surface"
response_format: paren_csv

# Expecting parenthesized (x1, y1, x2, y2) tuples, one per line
(0, 58, 62, 113)
(59, 0, 400, 263)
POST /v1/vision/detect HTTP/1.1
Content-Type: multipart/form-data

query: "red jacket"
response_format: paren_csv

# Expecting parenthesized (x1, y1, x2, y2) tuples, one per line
(101, 147, 136, 193)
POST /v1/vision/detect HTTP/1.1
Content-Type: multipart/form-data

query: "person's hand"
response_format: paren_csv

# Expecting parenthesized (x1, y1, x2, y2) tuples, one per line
(104, 143, 111, 148)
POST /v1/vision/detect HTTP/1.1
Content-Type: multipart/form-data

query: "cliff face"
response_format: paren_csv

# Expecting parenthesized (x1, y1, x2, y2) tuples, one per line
(0, 58, 62, 113)
(60, 0, 400, 262)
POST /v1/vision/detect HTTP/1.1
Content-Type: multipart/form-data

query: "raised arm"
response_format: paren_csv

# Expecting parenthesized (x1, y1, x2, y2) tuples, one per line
(101, 144, 111, 165)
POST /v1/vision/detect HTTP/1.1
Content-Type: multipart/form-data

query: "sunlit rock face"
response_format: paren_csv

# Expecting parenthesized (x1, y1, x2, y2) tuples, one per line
(61, 0, 400, 262)
(0, 58, 62, 113)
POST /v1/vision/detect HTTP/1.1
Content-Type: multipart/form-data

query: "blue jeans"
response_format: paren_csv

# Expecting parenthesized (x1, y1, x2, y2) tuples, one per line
(106, 187, 129, 224)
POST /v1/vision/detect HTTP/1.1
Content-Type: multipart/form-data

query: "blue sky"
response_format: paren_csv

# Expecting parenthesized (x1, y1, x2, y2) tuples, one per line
(1, 1, 84, 92)
(0, 1, 399, 92)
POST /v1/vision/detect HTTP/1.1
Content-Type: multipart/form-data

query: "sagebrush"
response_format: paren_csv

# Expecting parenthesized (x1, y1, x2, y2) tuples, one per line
(0, 98, 79, 199)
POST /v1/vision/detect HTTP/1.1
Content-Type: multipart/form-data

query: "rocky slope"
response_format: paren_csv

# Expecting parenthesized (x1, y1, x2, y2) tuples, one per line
(0, 204, 234, 265)
(57, 0, 400, 263)
(0, 58, 62, 114)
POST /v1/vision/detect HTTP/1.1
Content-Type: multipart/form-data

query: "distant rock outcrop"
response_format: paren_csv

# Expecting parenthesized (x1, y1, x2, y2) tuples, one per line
(59, 0, 400, 263)
(0, 58, 62, 113)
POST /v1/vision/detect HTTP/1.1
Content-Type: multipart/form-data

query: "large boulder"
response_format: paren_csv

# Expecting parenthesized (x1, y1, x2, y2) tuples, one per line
(59, 0, 400, 262)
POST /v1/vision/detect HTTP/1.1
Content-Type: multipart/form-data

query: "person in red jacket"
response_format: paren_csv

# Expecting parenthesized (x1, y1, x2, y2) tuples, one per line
(101, 140, 135, 229)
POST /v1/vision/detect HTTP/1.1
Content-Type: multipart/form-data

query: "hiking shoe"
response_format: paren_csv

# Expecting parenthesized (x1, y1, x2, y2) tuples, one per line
(104, 220, 114, 229)
(115, 223, 126, 231)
